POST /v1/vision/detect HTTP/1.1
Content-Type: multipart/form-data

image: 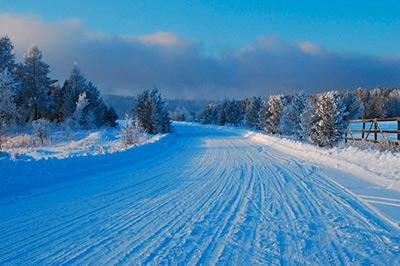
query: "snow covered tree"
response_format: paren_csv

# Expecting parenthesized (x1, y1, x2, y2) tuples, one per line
(68, 92, 95, 129)
(32, 118, 51, 146)
(340, 91, 360, 122)
(244, 97, 262, 129)
(279, 92, 307, 137)
(17, 46, 53, 122)
(386, 89, 400, 118)
(104, 107, 118, 127)
(354, 87, 369, 118)
(366, 87, 386, 118)
(0, 69, 17, 148)
(300, 96, 319, 142)
(62, 65, 116, 127)
(200, 103, 217, 124)
(150, 88, 171, 133)
(216, 101, 228, 126)
(0, 36, 16, 73)
(265, 95, 286, 134)
(258, 99, 269, 131)
(310, 91, 347, 146)
(224, 100, 241, 126)
(132, 88, 170, 134)
(122, 113, 143, 146)
(170, 106, 193, 121)
(62, 65, 88, 119)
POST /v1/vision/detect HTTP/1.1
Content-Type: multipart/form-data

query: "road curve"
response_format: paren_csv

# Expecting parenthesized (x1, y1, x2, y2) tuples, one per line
(0, 123, 399, 265)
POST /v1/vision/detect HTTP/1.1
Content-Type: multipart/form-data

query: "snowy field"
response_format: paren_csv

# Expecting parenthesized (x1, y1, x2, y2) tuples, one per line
(0, 122, 163, 160)
(0, 122, 399, 264)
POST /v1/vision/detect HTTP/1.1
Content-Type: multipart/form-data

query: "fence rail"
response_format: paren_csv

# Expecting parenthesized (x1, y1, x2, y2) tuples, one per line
(344, 117, 400, 144)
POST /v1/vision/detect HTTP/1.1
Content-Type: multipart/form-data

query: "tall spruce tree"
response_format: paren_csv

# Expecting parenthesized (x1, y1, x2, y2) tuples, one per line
(17, 46, 53, 122)
(245, 97, 262, 129)
(311, 91, 347, 146)
(265, 95, 286, 134)
(279, 92, 307, 137)
(0, 36, 16, 73)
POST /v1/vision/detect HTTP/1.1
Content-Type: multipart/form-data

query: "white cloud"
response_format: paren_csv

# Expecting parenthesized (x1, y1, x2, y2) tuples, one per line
(299, 41, 321, 55)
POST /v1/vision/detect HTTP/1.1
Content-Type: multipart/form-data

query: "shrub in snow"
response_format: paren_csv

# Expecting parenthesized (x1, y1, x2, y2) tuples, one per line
(310, 91, 347, 147)
(350, 139, 400, 153)
(32, 118, 51, 146)
(122, 114, 144, 147)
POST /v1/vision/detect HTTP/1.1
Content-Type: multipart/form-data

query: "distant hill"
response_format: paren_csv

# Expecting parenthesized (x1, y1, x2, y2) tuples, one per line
(104, 94, 211, 119)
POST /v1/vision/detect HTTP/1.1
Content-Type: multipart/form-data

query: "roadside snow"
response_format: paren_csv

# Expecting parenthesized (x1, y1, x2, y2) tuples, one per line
(244, 131, 400, 191)
(0, 124, 164, 160)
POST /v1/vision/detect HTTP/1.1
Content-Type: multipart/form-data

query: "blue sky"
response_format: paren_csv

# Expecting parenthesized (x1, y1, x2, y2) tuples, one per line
(0, 1, 399, 98)
(1, 0, 399, 56)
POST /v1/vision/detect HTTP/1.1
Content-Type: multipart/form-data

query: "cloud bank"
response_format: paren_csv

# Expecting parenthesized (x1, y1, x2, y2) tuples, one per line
(1, 13, 399, 99)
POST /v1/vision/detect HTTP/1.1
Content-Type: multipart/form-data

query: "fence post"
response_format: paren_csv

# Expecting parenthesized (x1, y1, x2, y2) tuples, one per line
(398, 119, 400, 141)
(374, 121, 378, 141)
(361, 122, 365, 139)
(345, 132, 347, 143)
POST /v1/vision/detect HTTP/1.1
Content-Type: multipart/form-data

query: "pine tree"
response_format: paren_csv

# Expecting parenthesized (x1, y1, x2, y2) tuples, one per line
(200, 103, 217, 124)
(17, 46, 53, 122)
(216, 101, 228, 126)
(311, 91, 347, 146)
(386, 89, 400, 118)
(354, 87, 369, 119)
(63, 65, 88, 119)
(104, 107, 118, 127)
(279, 92, 307, 137)
(0, 36, 16, 73)
(367, 87, 386, 118)
(300, 96, 319, 142)
(245, 97, 262, 129)
(258, 99, 269, 131)
(69, 92, 95, 129)
(0, 69, 17, 147)
(225, 100, 241, 126)
(132, 88, 170, 134)
(265, 95, 286, 134)
(340, 91, 360, 122)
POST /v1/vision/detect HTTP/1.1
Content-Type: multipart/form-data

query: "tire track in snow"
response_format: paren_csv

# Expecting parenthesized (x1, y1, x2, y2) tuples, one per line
(0, 123, 399, 265)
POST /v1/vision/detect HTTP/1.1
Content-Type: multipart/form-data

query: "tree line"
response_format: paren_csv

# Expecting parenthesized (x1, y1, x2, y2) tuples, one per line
(0, 36, 118, 139)
(198, 88, 400, 146)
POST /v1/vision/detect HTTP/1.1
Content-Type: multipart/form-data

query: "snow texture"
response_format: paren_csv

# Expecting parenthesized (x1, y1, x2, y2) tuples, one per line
(0, 122, 399, 265)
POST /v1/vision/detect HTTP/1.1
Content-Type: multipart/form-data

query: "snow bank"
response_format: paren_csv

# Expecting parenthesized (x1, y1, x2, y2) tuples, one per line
(244, 131, 400, 191)
(0, 132, 173, 198)
(0, 124, 163, 160)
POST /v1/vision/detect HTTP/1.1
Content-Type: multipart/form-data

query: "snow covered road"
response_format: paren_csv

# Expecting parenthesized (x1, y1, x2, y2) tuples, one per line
(0, 123, 399, 265)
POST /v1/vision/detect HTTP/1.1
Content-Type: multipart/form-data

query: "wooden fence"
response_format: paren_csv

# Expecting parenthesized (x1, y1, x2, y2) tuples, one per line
(344, 117, 400, 144)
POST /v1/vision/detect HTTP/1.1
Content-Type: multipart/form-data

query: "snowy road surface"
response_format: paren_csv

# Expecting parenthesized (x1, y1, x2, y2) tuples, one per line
(0, 123, 399, 265)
